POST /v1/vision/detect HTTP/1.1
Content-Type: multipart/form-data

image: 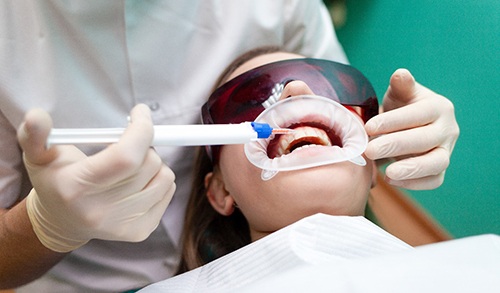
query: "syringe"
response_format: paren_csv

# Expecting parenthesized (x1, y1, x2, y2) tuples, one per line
(47, 122, 293, 147)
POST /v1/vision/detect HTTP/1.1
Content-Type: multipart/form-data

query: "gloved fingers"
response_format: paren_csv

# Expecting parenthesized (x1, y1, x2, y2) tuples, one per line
(17, 109, 58, 166)
(75, 148, 164, 197)
(118, 104, 155, 158)
(384, 147, 450, 184)
(51, 160, 175, 241)
(384, 172, 445, 190)
(24, 148, 159, 241)
(365, 123, 445, 161)
(365, 98, 439, 137)
(98, 165, 176, 242)
(381, 68, 419, 111)
(82, 104, 157, 184)
(106, 162, 176, 213)
(117, 149, 167, 192)
(127, 176, 176, 242)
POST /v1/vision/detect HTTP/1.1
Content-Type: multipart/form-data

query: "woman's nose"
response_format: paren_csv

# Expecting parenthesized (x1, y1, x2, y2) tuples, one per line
(279, 81, 315, 100)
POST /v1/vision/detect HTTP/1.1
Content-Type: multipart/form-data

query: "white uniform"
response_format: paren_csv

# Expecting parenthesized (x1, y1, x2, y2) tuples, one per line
(0, 0, 347, 291)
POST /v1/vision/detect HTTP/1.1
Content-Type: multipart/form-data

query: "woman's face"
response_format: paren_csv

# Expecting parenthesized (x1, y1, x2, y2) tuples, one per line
(207, 52, 375, 241)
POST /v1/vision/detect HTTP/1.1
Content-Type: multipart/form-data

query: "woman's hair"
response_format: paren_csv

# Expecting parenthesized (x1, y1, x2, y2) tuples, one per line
(176, 46, 283, 274)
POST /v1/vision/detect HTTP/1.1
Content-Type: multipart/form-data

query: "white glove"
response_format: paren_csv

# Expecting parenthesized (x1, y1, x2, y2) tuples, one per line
(18, 104, 176, 253)
(364, 69, 459, 190)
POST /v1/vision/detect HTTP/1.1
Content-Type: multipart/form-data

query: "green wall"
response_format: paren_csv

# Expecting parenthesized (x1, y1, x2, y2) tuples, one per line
(334, 0, 499, 238)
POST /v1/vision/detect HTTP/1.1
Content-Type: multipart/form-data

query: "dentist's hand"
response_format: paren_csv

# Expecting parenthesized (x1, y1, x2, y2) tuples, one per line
(365, 69, 459, 190)
(18, 104, 176, 253)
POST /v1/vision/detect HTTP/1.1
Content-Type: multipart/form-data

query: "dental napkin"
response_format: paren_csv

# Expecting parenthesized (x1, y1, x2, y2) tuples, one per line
(139, 214, 412, 292)
(141, 215, 500, 293)
(234, 234, 500, 293)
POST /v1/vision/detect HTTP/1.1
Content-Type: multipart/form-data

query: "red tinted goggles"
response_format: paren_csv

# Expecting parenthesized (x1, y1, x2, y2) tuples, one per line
(201, 58, 379, 161)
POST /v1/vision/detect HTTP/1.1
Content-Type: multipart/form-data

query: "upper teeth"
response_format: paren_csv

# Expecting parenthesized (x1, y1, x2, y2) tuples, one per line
(276, 126, 332, 156)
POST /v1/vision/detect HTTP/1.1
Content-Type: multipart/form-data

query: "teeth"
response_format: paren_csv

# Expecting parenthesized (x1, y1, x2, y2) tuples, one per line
(276, 126, 332, 156)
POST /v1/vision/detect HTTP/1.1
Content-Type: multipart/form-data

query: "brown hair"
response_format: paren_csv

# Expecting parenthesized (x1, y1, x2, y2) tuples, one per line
(176, 46, 283, 274)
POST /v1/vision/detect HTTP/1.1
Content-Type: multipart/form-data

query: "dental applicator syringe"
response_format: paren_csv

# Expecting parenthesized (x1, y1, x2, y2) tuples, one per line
(47, 122, 292, 147)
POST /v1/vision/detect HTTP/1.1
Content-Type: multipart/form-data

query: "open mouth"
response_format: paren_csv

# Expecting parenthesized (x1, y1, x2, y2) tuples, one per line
(244, 95, 369, 178)
(267, 122, 343, 158)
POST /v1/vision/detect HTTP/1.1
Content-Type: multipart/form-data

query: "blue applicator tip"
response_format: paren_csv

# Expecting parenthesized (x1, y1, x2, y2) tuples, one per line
(251, 122, 273, 138)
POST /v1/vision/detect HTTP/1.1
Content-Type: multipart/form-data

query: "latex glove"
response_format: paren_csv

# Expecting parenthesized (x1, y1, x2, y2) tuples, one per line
(18, 104, 176, 253)
(365, 69, 459, 190)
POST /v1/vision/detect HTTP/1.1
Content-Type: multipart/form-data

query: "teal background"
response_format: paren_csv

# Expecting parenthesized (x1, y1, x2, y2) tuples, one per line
(333, 0, 499, 238)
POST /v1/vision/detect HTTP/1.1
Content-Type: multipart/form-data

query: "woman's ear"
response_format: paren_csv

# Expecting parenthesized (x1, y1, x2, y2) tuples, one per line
(205, 169, 235, 216)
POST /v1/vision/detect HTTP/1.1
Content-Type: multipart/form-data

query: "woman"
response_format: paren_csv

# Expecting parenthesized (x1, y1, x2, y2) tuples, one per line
(177, 47, 385, 273)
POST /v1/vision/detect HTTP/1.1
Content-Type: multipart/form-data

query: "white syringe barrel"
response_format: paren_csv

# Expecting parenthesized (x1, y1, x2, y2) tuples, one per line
(152, 123, 258, 146)
(47, 122, 261, 147)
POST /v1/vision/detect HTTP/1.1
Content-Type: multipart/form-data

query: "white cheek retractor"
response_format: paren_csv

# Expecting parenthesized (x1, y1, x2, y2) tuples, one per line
(244, 95, 368, 180)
